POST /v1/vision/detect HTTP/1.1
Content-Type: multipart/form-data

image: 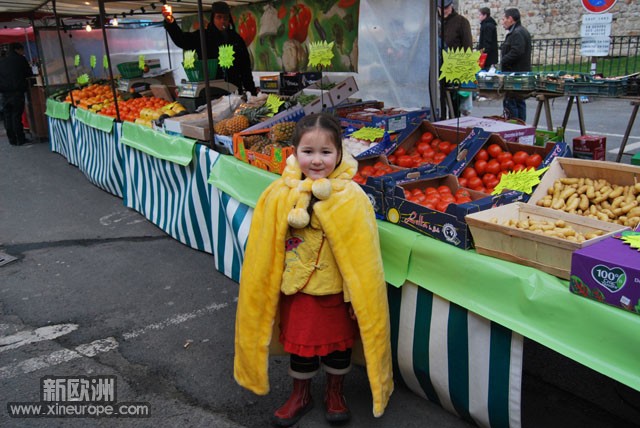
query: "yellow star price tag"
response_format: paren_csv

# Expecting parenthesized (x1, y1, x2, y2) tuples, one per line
(265, 94, 284, 117)
(308, 41, 335, 68)
(620, 232, 640, 251)
(77, 73, 90, 85)
(103, 54, 109, 69)
(492, 167, 548, 195)
(90, 55, 96, 69)
(74, 54, 80, 67)
(183, 50, 197, 70)
(138, 55, 146, 70)
(351, 127, 385, 142)
(218, 44, 235, 69)
(439, 47, 481, 84)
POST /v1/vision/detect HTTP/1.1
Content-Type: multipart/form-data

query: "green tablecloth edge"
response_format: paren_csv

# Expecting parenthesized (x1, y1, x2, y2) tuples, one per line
(121, 122, 196, 166)
(74, 107, 115, 133)
(45, 99, 71, 120)
(208, 154, 640, 392)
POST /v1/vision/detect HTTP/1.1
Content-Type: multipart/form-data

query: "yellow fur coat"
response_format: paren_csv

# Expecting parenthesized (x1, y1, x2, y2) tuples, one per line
(233, 151, 394, 417)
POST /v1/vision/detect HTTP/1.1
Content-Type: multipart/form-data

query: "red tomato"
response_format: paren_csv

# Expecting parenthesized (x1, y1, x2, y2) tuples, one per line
(440, 193, 456, 204)
(430, 138, 441, 150)
(474, 159, 487, 175)
(461, 167, 477, 179)
(497, 152, 513, 163)
(425, 187, 438, 195)
(487, 144, 503, 159)
(456, 196, 472, 204)
(388, 154, 397, 163)
(439, 141, 453, 155)
(434, 152, 447, 164)
(421, 132, 434, 143)
(436, 200, 451, 212)
(482, 173, 497, 187)
(424, 194, 440, 206)
(512, 151, 529, 165)
(437, 185, 452, 194)
(394, 147, 406, 156)
(468, 176, 483, 190)
(455, 188, 472, 198)
(458, 177, 468, 187)
(512, 163, 526, 172)
(417, 141, 431, 154)
(486, 159, 501, 175)
(475, 149, 489, 162)
(396, 155, 413, 168)
(500, 159, 515, 171)
(411, 188, 424, 196)
(414, 193, 427, 203)
(526, 153, 543, 168)
(360, 166, 375, 177)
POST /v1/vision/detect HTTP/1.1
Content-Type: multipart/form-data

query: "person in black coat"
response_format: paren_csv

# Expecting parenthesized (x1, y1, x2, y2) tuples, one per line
(477, 7, 498, 71)
(162, 1, 257, 95)
(500, 8, 531, 122)
(0, 43, 33, 146)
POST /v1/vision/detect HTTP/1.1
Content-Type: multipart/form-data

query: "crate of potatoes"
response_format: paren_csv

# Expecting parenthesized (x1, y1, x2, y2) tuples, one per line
(466, 202, 628, 279)
(528, 157, 640, 229)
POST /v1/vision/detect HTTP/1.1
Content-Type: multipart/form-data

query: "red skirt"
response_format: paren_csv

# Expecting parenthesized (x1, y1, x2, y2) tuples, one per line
(279, 292, 358, 358)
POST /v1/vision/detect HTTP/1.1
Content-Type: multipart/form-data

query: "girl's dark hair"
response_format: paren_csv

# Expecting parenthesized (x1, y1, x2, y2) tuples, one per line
(291, 113, 343, 162)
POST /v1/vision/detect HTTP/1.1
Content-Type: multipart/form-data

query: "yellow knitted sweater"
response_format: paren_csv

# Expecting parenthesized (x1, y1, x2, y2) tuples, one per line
(233, 151, 393, 417)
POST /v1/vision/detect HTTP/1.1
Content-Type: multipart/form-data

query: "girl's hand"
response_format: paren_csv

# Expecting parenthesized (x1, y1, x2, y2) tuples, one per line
(348, 304, 357, 321)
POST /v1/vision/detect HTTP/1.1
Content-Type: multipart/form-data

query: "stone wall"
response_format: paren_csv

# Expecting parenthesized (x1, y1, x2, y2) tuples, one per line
(456, 0, 640, 42)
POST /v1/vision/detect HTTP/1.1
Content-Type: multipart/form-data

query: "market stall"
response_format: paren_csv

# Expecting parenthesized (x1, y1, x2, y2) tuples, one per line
(45, 98, 79, 165)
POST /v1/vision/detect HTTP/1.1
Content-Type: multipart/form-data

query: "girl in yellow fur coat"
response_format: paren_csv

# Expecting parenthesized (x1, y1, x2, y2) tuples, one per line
(234, 113, 393, 426)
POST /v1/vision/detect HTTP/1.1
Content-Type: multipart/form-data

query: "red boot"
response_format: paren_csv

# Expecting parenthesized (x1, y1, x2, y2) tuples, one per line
(324, 373, 350, 424)
(272, 378, 313, 427)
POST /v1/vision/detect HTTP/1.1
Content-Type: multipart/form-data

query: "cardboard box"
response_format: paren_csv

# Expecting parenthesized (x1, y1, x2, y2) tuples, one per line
(233, 129, 294, 175)
(259, 75, 279, 93)
(434, 116, 536, 145)
(340, 107, 430, 134)
(382, 174, 524, 249)
(279, 72, 322, 95)
(570, 234, 640, 314)
(466, 202, 628, 279)
(573, 135, 606, 161)
(303, 76, 359, 107)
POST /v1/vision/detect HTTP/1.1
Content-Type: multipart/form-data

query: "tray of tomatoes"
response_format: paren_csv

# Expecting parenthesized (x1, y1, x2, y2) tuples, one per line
(458, 142, 543, 194)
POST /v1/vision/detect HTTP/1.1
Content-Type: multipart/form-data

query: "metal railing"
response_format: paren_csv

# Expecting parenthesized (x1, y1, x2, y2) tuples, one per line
(501, 36, 640, 77)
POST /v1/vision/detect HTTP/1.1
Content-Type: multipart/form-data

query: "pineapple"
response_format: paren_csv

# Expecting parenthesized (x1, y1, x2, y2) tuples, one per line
(221, 115, 250, 135)
(214, 119, 229, 135)
(269, 121, 296, 144)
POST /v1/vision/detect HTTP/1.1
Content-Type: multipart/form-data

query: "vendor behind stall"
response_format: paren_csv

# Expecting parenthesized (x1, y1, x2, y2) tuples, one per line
(162, 1, 257, 96)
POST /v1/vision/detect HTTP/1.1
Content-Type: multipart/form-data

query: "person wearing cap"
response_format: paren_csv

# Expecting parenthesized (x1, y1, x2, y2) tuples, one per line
(500, 8, 531, 121)
(437, 0, 473, 118)
(162, 1, 258, 95)
(0, 42, 33, 146)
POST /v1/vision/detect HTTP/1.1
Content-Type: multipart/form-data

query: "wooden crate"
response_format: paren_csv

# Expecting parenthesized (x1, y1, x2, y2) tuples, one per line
(465, 202, 628, 279)
(528, 157, 640, 206)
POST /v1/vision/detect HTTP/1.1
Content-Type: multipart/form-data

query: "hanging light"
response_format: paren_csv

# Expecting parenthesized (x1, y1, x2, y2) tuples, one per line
(85, 23, 92, 32)
(111, 17, 119, 26)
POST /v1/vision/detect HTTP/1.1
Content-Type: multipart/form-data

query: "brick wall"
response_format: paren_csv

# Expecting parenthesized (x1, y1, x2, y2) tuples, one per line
(455, 0, 639, 42)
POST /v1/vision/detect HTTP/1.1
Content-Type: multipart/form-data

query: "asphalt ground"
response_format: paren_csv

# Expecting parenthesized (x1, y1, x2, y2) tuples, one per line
(1, 110, 639, 428)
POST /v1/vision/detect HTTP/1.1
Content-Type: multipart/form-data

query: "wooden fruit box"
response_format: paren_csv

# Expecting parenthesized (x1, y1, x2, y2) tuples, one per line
(466, 202, 628, 279)
(233, 129, 294, 175)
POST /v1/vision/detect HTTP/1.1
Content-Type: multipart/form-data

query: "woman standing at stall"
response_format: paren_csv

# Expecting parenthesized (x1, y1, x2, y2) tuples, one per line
(162, 1, 257, 95)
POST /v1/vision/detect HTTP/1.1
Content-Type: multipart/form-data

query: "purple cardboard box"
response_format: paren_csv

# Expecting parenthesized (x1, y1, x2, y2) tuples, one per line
(570, 236, 640, 315)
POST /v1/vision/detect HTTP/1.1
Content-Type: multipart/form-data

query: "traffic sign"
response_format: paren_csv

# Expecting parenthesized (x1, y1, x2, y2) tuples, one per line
(581, 0, 617, 13)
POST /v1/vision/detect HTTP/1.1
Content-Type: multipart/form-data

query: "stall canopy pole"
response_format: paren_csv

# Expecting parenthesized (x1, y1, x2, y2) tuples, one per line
(196, 0, 215, 148)
(98, 0, 121, 122)
(52, 0, 75, 107)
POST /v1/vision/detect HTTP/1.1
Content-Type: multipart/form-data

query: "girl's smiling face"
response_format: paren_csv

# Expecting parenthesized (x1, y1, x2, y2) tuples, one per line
(295, 129, 339, 180)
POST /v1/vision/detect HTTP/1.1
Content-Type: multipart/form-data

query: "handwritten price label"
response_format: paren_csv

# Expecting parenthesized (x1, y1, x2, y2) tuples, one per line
(351, 127, 385, 142)
(218, 44, 235, 69)
(492, 167, 548, 195)
(439, 47, 481, 84)
(308, 41, 335, 68)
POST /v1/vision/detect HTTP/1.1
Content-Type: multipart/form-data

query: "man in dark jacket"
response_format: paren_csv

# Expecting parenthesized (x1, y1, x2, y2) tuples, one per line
(478, 7, 498, 71)
(500, 8, 531, 122)
(438, 0, 473, 118)
(162, 1, 257, 95)
(0, 43, 32, 146)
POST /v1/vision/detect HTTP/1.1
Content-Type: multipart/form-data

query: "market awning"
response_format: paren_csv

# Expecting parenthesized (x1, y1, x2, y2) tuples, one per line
(0, 26, 34, 43)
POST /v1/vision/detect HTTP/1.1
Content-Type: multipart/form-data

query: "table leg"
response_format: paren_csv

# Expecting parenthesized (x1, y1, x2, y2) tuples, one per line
(533, 97, 543, 128)
(562, 96, 574, 130)
(576, 96, 586, 135)
(615, 102, 640, 163)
